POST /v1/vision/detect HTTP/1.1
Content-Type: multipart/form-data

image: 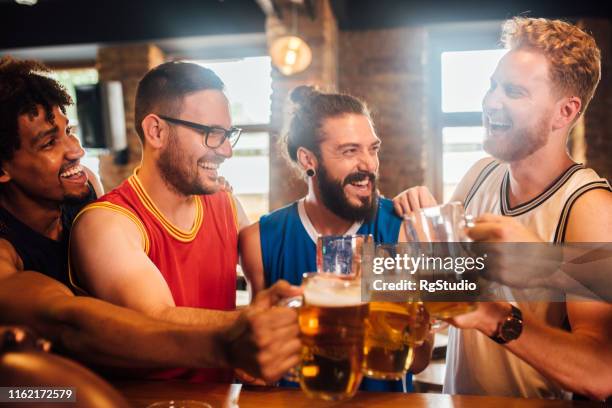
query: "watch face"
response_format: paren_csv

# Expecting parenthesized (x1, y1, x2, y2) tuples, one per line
(501, 318, 523, 341)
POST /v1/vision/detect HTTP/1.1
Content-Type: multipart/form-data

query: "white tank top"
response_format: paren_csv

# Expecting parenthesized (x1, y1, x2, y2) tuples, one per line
(444, 158, 610, 399)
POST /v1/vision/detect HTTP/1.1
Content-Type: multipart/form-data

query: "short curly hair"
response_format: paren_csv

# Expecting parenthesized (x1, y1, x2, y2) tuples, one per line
(0, 56, 72, 168)
(501, 17, 601, 114)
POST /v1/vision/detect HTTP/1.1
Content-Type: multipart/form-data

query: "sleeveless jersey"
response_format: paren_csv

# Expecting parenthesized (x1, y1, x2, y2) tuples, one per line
(259, 197, 402, 286)
(74, 171, 239, 382)
(444, 158, 611, 399)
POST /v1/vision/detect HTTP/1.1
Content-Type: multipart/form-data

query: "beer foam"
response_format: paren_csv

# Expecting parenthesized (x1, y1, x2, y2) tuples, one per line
(303, 275, 362, 307)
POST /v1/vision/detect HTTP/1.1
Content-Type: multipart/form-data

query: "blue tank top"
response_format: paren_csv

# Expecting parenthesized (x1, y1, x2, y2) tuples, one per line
(260, 197, 401, 286)
(259, 197, 411, 392)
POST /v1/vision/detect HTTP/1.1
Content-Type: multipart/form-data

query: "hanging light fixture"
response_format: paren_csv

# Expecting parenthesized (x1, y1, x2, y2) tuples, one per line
(269, 35, 312, 76)
(268, 2, 312, 76)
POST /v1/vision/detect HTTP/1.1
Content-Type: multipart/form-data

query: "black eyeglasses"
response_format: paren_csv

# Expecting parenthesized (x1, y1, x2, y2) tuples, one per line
(158, 115, 242, 148)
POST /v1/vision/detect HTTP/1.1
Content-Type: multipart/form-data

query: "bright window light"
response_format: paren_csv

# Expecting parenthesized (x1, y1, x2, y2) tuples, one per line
(442, 126, 489, 201)
(196, 57, 272, 221)
(199, 56, 272, 125)
(53, 69, 101, 183)
(220, 132, 269, 195)
(441, 49, 506, 113)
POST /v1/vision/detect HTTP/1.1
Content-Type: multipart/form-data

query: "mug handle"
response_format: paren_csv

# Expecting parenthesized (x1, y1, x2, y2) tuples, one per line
(277, 296, 303, 383)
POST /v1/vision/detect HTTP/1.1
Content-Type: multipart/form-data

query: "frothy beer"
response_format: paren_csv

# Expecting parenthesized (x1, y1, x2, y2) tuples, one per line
(364, 302, 429, 380)
(298, 274, 367, 401)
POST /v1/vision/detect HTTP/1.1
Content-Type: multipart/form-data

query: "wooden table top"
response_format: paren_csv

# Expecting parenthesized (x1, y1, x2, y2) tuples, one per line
(114, 381, 596, 408)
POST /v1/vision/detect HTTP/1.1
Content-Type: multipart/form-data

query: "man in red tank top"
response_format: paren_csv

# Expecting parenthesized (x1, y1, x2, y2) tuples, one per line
(70, 61, 300, 382)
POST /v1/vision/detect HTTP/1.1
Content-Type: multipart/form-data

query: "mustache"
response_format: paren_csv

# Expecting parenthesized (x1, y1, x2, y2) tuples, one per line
(197, 155, 224, 165)
(58, 160, 80, 174)
(483, 111, 512, 124)
(343, 171, 376, 186)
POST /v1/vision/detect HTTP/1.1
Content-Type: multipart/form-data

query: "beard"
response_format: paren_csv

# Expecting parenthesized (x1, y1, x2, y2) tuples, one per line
(483, 112, 549, 162)
(62, 186, 92, 204)
(317, 163, 378, 223)
(157, 134, 218, 196)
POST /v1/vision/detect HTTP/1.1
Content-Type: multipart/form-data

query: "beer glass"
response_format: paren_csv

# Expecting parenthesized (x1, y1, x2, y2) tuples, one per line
(404, 202, 477, 321)
(363, 301, 429, 380)
(297, 273, 368, 401)
(316, 234, 372, 277)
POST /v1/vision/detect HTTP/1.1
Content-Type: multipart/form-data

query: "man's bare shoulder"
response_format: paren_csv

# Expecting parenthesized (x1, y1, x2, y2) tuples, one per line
(0, 238, 19, 260)
(564, 188, 612, 242)
(450, 157, 498, 203)
(0, 238, 22, 279)
(72, 203, 145, 247)
(239, 221, 260, 240)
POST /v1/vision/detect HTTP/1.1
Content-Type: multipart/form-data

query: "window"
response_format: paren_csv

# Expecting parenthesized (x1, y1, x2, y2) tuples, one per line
(427, 24, 505, 202)
(196, 56, 272, 221)
(52, 68, 101, 181)
(440, 49, 506, 200)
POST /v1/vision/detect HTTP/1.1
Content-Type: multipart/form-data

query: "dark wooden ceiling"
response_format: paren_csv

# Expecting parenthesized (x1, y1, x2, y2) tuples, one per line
(0, 0, 609, 50)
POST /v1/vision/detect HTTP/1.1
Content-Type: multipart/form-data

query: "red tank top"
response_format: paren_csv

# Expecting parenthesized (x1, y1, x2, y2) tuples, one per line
(87, 172, 238, 382)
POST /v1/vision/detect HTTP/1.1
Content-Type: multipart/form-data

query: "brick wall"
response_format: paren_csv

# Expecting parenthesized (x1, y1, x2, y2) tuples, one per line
(339, 27, 428, 199)
(96, 44, 165, 191)
(581, 18, 612, 182)
(268, 0, 339, 210)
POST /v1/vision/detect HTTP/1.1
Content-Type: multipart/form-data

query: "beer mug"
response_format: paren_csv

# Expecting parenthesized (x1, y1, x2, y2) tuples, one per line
(404, 202, 477, 321)
(404, 201, 474, 243)
(363, 301, 429, 380)
(294, 273, 368, 401)
(316, 234, 372, 278)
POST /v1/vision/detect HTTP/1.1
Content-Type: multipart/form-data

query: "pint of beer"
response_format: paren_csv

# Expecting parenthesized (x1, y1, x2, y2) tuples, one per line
(363, 301, 429, 380)
(298, 273, 368, 401)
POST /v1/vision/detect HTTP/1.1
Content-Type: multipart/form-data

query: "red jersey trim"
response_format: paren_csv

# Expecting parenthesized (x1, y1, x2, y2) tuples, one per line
(227, 192, 239, 232)
(68, 201, 151, 295)
(128, 170, 203, 243)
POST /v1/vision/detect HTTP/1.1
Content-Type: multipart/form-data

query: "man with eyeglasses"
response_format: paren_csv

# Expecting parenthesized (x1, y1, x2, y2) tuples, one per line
(70, 61, 301, 383)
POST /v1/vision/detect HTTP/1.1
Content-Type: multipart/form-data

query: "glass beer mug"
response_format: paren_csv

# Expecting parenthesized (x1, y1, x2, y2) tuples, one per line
(363, 301, 429, 380)
(404, 202, 477, 321)
(282, 273, 368, 401)
(316, 234, 372, 277)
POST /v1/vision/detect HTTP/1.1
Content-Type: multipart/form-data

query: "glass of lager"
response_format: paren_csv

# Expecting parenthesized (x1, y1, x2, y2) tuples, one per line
(297, 273, 368, 401)
(316, 234, 372, 278)
(404, 202, 477, 322)
(363, 301, 429, 380)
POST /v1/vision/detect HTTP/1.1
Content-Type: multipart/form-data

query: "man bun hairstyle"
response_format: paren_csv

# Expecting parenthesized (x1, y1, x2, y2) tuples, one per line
(282, 85, 371, 167)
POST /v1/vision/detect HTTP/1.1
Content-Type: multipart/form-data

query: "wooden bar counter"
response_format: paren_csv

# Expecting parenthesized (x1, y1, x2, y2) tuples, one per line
(114, 381, 596, 408)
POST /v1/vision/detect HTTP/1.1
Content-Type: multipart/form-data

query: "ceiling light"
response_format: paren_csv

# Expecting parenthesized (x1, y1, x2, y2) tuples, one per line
(267, 2, 312, 76)
(269, 35, 312, 76)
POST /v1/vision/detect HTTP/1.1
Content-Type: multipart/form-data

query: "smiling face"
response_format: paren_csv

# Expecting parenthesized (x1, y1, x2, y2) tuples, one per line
(0, 105, 89, 205)
(314, 113, 380, 222)
(482, 49, 558, 162)
(156, 89, 233, 196)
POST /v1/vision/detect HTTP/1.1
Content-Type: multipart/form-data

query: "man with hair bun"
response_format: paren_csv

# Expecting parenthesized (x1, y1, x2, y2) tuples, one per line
(240, 86, 434, 392)
(393, 17, 612, 400)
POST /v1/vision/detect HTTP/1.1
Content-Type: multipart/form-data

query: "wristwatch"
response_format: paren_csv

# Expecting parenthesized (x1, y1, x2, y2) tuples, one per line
(490, 304, 523, 344)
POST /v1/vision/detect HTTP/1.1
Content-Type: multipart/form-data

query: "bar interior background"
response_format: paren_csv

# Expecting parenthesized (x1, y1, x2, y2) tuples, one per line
(1, 0, 611, 393)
